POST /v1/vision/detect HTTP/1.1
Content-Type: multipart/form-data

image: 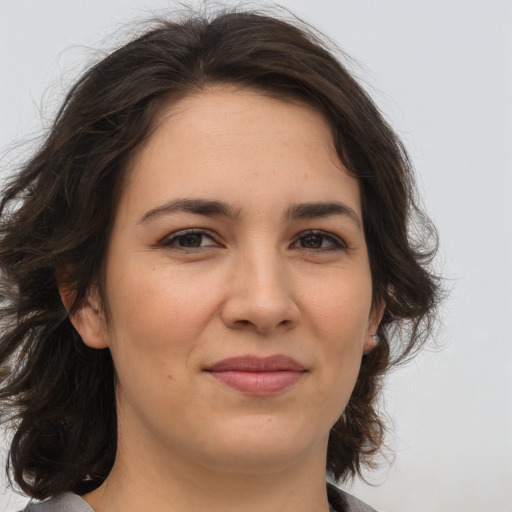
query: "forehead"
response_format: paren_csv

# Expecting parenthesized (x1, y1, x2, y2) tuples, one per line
(119, 87, 360, 222)
(134, 86, 339, 166)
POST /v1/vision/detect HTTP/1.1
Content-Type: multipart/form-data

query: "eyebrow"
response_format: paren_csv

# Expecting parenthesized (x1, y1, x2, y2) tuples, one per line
(286, 202, 362, 230)
(138, 198, 361, 230)
(138, 198, 240, 224)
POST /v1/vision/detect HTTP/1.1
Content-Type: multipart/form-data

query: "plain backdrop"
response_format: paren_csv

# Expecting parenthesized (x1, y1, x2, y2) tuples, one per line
(1, 1, 511, 511)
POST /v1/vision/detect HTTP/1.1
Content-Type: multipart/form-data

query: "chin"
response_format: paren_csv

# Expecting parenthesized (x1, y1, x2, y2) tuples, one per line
(200, 417, 328, 474)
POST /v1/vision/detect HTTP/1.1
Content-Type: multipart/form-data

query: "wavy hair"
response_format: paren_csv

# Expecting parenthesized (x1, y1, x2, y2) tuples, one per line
(0, 8, 440, 500)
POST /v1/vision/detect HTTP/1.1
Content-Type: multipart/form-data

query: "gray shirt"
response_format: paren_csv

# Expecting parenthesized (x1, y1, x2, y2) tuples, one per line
(22, 493, 93, 512)
(22, 484, 377, 512)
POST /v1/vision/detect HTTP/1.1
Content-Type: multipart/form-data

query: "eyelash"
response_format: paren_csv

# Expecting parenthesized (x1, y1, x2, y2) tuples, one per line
(160, 229, 347, 252)
(290, 230, 347, 251)
(160, 229, 218, 250)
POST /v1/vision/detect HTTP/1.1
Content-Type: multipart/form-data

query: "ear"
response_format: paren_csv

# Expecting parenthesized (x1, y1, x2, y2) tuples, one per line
(59, 282, 109, 349)
(363, 301, 386, 353)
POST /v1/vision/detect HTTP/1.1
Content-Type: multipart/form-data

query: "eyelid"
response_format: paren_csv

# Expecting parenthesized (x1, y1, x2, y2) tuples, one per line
(159, 228, 221, 248)
(291, 230, 348, 250)
(158, 228, 347, 251)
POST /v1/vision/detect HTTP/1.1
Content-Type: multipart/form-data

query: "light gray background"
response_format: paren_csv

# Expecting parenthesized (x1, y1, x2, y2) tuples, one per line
(1, 1, 511, 511)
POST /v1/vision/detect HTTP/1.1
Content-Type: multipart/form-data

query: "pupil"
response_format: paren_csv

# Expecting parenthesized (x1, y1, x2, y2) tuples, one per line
(180, 234, 202, 247)
(303, 235, 322, 248)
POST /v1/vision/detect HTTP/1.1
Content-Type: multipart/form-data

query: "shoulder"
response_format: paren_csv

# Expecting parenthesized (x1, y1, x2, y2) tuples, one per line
(21, 493, 94, 512)
(327, 483, 379, 512)
(21, 487, 374, 512)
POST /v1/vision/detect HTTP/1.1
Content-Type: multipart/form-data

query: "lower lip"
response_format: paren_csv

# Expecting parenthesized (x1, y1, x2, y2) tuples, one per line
(208, 370, 305, 395)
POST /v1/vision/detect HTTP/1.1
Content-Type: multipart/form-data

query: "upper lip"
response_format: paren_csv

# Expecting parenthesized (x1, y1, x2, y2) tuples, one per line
(205, 354, 306, 372)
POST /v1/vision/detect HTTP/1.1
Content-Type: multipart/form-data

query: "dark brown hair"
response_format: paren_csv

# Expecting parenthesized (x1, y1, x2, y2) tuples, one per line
(0, 8, 440, 500)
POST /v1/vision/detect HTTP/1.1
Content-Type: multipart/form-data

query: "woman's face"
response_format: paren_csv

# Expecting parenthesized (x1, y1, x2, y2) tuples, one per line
(83, 88, 380, 475)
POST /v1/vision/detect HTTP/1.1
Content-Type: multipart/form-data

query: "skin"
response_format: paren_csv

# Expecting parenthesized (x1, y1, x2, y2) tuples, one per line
(67, 87, 382, 512)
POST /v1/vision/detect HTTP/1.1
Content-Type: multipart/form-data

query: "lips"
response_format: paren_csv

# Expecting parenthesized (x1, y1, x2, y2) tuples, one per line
(205, 355, 306, 395)
(206, 354, 305, 372)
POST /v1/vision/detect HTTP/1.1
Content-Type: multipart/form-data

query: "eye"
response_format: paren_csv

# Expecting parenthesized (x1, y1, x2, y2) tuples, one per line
(291, 230, 346, 251)
(161, 230, 219, 249)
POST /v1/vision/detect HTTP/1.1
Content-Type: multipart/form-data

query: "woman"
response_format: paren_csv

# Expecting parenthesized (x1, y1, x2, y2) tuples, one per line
(0, 8, 440, 512)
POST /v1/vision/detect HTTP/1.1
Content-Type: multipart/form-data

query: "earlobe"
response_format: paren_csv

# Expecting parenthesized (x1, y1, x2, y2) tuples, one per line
(363, 332, 380, 354)
(363, 301, 386, 353)
(58, 284, 109, 349)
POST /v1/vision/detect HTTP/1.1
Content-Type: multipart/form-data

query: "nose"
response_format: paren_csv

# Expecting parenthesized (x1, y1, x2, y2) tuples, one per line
(220, 250, 300, 334)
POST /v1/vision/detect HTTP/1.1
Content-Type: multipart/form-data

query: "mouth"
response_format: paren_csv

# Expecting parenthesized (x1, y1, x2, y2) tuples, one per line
(204, 355, 307, 395)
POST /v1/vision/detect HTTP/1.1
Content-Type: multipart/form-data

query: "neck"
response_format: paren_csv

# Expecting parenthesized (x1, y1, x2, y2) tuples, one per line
(83, 430, 332, 512)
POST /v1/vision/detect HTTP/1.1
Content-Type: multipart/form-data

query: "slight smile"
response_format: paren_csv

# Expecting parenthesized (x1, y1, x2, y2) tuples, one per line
(205, 355, 308, 395)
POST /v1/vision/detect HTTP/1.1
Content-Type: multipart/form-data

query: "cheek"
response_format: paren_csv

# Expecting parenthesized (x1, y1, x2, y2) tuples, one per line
(306, 270, 373, 341)
(103, 265, 220, 422)
(302, 269, 373, 396)
(105, 260, 221, 369)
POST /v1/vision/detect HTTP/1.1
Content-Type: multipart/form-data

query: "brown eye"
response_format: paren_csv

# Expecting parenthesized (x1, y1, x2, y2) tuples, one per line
(300, 235, 324, 248)
(177, 233, 204, 247)
(292, 231, 346, 251)
(162, 230, 218, 249)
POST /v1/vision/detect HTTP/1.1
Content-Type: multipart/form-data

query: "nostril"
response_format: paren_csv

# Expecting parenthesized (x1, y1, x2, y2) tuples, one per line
(221, 295, 300, 333)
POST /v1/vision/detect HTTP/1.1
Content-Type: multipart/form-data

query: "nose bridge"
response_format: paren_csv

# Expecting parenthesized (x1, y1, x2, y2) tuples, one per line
(221, 238, 299, 333)
(242, 242, 285, 301)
